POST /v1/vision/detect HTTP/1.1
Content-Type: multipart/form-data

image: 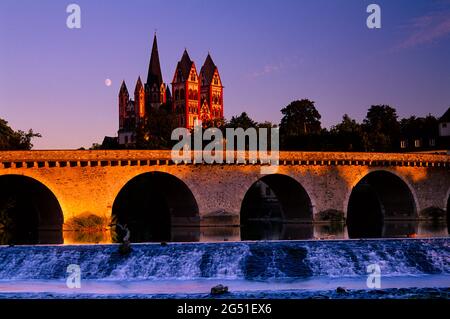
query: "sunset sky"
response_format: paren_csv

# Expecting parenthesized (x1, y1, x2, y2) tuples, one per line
(1, 0, 449, 149)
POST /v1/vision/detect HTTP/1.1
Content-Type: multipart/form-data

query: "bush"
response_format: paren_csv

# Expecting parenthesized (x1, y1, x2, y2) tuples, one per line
(65, 213, 109, 232)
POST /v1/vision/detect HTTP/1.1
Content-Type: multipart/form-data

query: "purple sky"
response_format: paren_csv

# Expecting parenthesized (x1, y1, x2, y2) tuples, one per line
(1, 0, 449, 149)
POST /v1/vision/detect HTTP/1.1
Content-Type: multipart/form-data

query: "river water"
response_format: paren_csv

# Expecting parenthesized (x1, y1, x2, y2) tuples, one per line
(57, 220, 450, 244)
(0, 238, 449, 299)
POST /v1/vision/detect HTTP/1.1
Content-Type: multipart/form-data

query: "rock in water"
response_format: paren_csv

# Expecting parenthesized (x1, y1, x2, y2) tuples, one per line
(211, 284, 229, 295)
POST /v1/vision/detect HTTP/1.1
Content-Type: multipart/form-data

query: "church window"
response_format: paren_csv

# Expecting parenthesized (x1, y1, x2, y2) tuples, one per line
(429, 138, 435, 147)
(414, 139, 421, 148)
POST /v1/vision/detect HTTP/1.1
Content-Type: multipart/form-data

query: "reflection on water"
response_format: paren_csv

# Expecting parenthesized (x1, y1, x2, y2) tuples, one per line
(1, 221, 448, 245)
(240, 220, 450, 241)
(62, 220, 448, 244)
(418, 221, 449, 238)
(241, 222, 314, 240)
(63, 230, 112, 244)
(0, 229, 63, 245)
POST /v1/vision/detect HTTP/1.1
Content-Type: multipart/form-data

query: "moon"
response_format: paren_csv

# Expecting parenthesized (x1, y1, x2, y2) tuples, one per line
(105, 78, 112, 87)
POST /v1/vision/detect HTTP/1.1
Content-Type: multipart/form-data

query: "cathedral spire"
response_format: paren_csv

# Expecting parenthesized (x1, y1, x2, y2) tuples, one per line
(178, 49, 194, 80)
(134, 76, 145, 119)
(146, 34, 163, 87)
(200, 53, 217, 85)
(119, 80, 129, 97)
(135, 76, 143, 93)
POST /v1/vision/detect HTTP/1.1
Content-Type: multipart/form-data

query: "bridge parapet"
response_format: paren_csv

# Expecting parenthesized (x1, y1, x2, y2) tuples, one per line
(1, 150, 449, 169)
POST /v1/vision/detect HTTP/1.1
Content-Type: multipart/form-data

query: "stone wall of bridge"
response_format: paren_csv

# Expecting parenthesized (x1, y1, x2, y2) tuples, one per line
(0, 150, 449, 226)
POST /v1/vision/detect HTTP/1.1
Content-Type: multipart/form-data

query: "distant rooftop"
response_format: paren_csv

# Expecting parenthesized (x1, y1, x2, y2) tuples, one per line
(440, 107, 450, 122)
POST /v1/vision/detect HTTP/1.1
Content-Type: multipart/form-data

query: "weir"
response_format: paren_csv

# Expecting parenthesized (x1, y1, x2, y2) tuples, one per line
(0, 239, 448, 281)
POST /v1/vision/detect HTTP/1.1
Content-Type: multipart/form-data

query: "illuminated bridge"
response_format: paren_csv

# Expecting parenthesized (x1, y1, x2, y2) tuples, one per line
(0, 150, 449, 242)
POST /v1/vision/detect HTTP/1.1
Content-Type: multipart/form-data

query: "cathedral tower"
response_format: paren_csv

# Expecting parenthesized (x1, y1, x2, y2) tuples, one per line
(145, 34, 166, 110)
(134, 76, 145, 120)
(171, 49, 200, 129)
(117, 35, 224, 145)
(200, 53, 223, 123)
(118, 80, 129, 130)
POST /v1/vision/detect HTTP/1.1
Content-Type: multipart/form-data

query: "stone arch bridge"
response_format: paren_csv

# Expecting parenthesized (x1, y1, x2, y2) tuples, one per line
(0, 150, 449, 239)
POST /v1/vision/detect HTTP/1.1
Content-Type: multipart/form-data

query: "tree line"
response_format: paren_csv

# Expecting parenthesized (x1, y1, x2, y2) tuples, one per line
(0, 118, 41, 150)
(0, 99, 442, 152)
(111, 99, 440, 152)
(278, 99, 439, 152)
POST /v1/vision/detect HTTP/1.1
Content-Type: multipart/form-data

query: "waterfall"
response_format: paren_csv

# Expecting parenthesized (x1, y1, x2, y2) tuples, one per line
(0, 239, 448, 281)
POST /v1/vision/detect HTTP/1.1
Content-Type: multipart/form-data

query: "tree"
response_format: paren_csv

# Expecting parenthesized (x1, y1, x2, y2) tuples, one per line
(333, 114, 359, 133)
(279, 99, 322, 150)
(135, 103, 178, 149)
(202, 117, 225, 130)
(258, 121, 276, 129)
(363, 105, 400, 151)
(330, 114, 368, 151)
(225, 112, 258, 129)
(400, 115, 438, 137)
(280, 99, 321, 137)
(0, 118, 41, 150)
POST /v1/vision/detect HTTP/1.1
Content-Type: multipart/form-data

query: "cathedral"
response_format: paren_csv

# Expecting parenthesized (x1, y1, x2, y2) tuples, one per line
(118, 34, 224, 145)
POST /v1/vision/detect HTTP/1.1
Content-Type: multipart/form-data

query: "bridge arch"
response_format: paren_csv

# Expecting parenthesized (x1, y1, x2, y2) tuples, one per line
(0, 174, 63, 244)
(343, 168, 419, 215)
(239, 174, 314, 240)
(346, 169, 418, 238)
(111, 171, 199, 242)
